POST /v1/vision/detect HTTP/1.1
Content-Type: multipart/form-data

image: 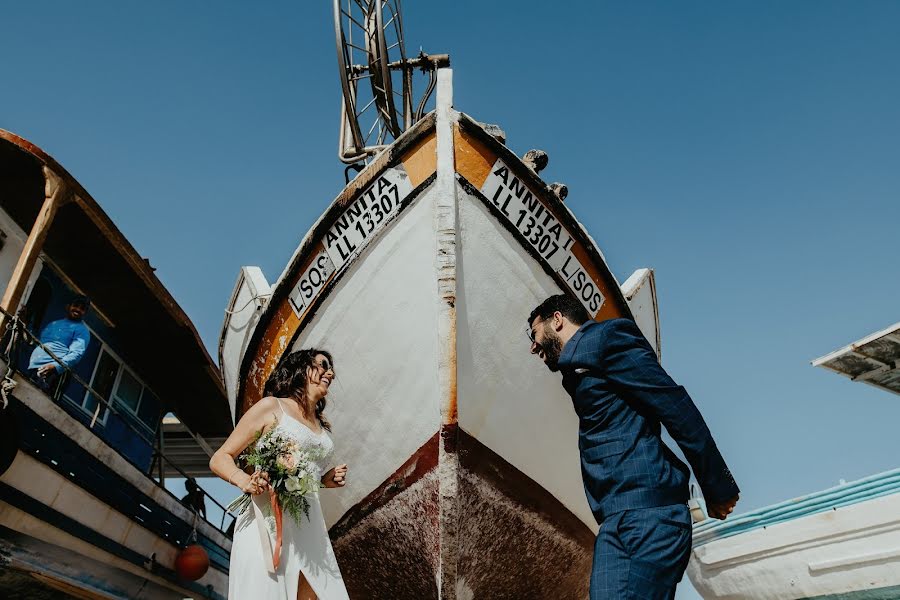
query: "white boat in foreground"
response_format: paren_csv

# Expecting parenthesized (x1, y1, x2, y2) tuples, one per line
(220, 69, 663, 599)
(688, 323, 900, 600)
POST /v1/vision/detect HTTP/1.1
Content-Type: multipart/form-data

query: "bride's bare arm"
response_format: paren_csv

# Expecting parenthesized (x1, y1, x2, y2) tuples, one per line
(209, 396, 278, 494)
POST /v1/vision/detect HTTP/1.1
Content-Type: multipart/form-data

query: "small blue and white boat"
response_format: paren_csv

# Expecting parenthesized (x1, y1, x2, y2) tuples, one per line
(688, 323, 900, 600)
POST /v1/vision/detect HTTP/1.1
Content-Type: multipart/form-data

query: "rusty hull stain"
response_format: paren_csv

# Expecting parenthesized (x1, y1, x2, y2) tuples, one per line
(454, 427, 593, 599)
(331, 433, 440, 539)
(454, 468, 592, 599)
(330, 431, 442, 599)
(328, 424, 593, 599)
(444, 310, 458, 426)
(332, 469, 441, 600)
(456, 427, 594, 547)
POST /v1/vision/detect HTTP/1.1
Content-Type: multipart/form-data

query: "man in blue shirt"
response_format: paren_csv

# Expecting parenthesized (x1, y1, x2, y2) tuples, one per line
(28, 295, 91, 393)
(527, 294, 739, 599)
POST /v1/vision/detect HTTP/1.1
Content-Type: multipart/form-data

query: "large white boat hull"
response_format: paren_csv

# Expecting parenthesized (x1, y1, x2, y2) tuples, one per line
(221, 69, 664, 599)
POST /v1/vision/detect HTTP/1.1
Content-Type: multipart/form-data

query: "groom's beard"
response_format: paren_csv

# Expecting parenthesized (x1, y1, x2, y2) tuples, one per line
(541, 329, 564, 372)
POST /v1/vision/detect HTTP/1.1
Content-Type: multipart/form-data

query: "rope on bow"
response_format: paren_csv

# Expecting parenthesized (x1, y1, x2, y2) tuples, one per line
(1, 315, 22, 410)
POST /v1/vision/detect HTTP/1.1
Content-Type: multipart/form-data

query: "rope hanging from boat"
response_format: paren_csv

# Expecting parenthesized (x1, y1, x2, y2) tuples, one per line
(223, 292, 271, 316)
(0, 314, 21, 410)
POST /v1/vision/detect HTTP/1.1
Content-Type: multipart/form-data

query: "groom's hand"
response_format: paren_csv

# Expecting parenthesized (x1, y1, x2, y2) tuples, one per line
(707, 494, 739, 520)
(322, 464, 348, 488)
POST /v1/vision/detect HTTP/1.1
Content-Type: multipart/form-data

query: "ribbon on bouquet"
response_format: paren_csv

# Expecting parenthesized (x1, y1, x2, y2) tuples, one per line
(250, 491, 285, 573)
(271, 490, 284, 570)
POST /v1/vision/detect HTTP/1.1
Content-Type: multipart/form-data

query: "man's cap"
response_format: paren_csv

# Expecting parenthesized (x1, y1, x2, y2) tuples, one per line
(70, 295, 91, 308)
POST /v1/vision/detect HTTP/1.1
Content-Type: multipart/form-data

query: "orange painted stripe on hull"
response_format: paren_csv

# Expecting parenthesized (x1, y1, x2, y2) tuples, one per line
(245, 243, 326, 406)
(453, 125, 495, 189)
(402, 133, 438, 188)
(242, 133, 438, 410)
(454, 122, 625, 322)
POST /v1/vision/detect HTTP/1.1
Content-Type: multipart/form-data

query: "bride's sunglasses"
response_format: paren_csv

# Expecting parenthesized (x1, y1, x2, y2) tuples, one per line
(314, 358, 335, 378)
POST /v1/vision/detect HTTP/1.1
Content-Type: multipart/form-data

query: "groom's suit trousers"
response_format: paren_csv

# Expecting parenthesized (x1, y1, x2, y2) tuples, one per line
(590, 503, 692, 599)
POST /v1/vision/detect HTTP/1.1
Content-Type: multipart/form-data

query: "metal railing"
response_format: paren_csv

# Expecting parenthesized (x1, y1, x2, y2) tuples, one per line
(150, 442, 236, 533)
(0, 307, 236, 536)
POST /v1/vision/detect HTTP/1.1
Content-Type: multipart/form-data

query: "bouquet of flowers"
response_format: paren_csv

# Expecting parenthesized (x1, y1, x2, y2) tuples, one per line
(226, 423, 324, 524)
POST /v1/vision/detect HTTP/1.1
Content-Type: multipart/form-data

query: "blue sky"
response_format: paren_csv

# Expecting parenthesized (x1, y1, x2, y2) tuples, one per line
(3, 2, 899, 598)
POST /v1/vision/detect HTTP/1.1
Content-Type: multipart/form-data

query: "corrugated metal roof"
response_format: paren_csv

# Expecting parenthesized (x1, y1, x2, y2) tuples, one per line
(812, 322, 900, 396)
(160, 416, 226, 478)
(0, 129, 233, 436)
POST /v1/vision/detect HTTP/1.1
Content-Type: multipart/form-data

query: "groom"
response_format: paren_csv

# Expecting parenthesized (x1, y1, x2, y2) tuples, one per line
(527, 294, 739, 599)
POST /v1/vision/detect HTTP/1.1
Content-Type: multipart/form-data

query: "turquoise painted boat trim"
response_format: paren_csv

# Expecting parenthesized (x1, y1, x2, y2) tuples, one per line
(805, 583, 900, 600)
(693, 467, 900, 546)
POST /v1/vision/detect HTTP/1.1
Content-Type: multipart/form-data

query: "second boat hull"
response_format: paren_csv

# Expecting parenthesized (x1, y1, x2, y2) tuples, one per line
(688, 471, 900, 600)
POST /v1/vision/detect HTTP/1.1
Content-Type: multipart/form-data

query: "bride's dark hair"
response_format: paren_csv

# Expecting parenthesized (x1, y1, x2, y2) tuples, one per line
(263, 348, 333, 432)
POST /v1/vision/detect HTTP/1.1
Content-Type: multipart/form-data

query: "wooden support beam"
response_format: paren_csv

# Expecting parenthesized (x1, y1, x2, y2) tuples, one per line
(0, 167, 69, 334)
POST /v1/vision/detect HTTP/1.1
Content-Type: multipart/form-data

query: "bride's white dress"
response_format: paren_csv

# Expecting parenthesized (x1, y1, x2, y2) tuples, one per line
(228, 402, 349, 599)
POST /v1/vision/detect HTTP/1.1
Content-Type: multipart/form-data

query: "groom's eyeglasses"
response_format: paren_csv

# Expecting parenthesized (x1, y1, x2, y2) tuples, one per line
(524, 323, 538, 344)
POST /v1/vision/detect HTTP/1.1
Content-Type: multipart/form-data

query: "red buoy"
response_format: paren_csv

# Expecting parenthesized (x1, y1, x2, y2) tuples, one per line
(175, 544, 209, 581)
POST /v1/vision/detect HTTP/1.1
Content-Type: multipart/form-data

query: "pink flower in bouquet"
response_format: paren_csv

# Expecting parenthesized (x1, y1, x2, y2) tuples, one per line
(277, 451, 297, 470)
(228, 429, 323, 529)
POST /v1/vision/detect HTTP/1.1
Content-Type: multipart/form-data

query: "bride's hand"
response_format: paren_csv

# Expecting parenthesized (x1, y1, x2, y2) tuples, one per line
(240, 470, 271, 495)
(322, 464, 348, 488)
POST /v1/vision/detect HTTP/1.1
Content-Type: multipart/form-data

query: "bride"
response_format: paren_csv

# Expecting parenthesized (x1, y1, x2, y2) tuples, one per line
(210, 349, 350, 600)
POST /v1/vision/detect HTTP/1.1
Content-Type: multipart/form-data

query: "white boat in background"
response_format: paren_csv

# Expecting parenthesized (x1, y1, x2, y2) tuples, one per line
(687, 323, 900, 600)
(220, 69, 664, 599)
(0, 129, 234, 599)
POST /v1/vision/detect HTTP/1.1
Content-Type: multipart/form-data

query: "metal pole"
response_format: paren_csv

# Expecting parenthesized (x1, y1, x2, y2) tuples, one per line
(0, 167, 68, 334)
(157, 420, 165, 486)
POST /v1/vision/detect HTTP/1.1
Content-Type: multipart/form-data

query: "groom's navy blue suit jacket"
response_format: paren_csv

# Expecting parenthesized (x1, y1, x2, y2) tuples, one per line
(558, 318, 739, 522)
